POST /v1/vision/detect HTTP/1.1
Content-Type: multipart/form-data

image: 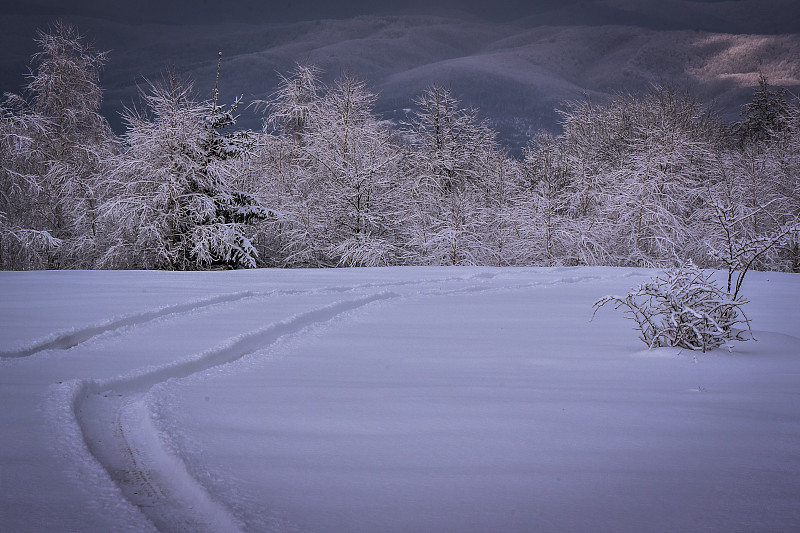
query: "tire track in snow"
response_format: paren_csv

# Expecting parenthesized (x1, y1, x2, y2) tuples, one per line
(73, 291, 398, 533)
(3, 273, 474, 360)
(1, 291, 255, 359)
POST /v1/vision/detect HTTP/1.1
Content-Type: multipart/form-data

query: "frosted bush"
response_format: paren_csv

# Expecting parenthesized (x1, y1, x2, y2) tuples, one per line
(593, 262, 751, 352)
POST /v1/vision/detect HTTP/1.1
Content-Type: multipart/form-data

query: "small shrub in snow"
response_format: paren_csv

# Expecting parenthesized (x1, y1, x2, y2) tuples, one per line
(593, 262, 751, 352)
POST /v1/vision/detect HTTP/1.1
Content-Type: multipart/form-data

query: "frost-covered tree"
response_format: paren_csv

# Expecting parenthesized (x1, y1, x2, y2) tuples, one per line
(558, 88, 724, 267)
(734, 74, 792, 147)
(1, 21, 114, 269)
(251, 68, 403, 266)
(705, 166, 799, 299)
(28, 21, 114, 267)
(103, 73, 269, 269)
(407, 181, 487, 265)
(249, 64, 332, 266)
(517, 133, 572, 265)
(406, 85, 495, 192)
(474, 150, 523, 266)
(0, 95, 54, 269)
(303, 75, 402, 266)
(726, 85, 800, 273)
(244, 67, 319, 266)
(702, 87, 799, 281)
(604, 127, 713, 266)
(403, 85, 500, 265)
(557, 96, 632, 266)
(766, 99, 800, 271)
(224, 130, 294, 266)
(257, 64, 321, 144)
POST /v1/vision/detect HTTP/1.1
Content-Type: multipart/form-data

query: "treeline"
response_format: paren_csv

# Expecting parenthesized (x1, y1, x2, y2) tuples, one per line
(1, 22, 798, 271)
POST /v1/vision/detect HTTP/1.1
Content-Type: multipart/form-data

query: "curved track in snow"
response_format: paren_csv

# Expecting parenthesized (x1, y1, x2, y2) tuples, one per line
(7, 267, 797, 533)
(73, 291, 399, 533)
(1, 272, 483, 360)
(0, 292, 255, 359)
(51, 270, 615, 532)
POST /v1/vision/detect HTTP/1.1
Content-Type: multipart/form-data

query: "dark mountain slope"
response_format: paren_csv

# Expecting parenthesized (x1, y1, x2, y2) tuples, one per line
(1, 8, 798, 152)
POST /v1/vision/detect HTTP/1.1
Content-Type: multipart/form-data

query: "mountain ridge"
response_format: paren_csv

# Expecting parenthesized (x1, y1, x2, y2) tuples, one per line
(1, 8, 798, 152)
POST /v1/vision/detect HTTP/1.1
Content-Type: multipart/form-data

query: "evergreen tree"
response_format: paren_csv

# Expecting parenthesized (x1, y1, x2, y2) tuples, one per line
(735, 74, 792, 147)
(104, 71, 269, 269)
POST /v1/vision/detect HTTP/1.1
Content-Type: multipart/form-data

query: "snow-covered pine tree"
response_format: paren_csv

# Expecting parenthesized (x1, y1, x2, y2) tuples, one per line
(734, 74, 792, 147)
(103, 69, 269, 270)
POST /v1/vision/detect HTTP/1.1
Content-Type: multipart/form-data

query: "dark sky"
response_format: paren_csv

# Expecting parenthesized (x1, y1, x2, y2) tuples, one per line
(4, 0, 797, 32)
(5, 0, 573, 24)
(4, 0, 768, 25)
(2, 0, 796, 144)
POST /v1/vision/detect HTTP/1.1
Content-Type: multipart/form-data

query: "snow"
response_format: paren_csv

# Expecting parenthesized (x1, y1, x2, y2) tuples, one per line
(1, 266, 799, 532)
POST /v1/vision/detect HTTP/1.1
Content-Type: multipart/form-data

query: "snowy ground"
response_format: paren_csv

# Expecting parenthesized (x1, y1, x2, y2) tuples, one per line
(1, 266, 799, 533)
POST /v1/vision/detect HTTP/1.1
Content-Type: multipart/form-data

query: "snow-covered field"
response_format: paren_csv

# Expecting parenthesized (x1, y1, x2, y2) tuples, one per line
(1, 266, 799, 532)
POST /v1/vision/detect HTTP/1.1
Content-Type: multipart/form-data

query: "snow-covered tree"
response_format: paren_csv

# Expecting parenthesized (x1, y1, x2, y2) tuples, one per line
(406, 85, 496, 193)
(251, 67, 405, 266)
(516, 133, 572, 265)
(302, 75, 402, 266)
(557, 96, 632, 266)
(705, 175, 799, 299)
(7, 25, 793, 273)
(103, 73, 269, 269)
(734, 74, 792, 147)
(403, 85, 500, 265)
(558, 88, 724, 267)
(257, 64, 321, 144)
(767, 99, 800, 271)
(0, 95, 55, 269)
(474, 150, 524, 266)
(702, 86, 799, 283)
(1, 21, 115, 269)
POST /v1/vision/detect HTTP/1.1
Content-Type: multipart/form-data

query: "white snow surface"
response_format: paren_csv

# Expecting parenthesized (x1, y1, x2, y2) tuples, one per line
(1, 266, 799, 532)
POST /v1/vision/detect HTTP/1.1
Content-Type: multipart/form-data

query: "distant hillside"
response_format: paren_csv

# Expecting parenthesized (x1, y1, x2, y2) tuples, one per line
(1, 8, 799, 153)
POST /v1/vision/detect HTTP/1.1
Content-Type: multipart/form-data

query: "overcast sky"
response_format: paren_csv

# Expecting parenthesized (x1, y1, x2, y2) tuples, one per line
(1, 0, 797, 30)
(1, 0, 768, 24)
(2, 0, 797, 140)
(4, 0, 798, 33)
(4, 0, 575, 23)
